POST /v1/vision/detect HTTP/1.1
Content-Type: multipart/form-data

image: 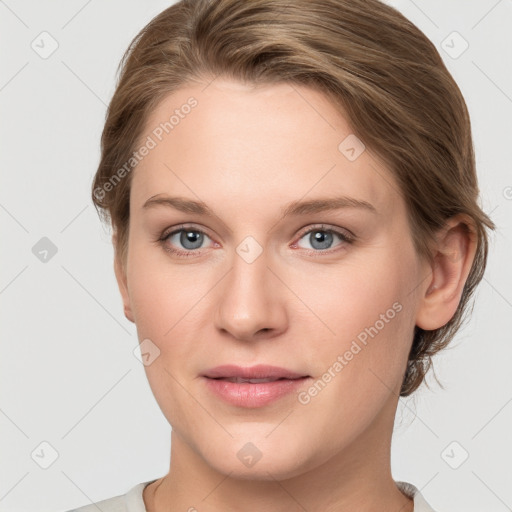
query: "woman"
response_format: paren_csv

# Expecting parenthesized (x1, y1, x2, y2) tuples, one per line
(69, 0, 495, 510)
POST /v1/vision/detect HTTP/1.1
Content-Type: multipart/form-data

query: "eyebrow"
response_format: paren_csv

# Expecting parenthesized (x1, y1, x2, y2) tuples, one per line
(142, 195, 377, 217)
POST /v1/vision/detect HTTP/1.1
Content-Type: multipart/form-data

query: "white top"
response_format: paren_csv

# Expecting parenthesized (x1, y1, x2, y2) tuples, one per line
(65, 479, 437, 511)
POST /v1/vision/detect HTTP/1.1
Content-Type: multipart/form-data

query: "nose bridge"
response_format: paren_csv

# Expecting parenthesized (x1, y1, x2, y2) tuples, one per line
(214, 234, 285, 339)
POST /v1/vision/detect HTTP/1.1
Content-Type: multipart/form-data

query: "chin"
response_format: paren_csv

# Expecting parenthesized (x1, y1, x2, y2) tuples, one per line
(196, 434, 317, 482)
(212, 457, 310, 482)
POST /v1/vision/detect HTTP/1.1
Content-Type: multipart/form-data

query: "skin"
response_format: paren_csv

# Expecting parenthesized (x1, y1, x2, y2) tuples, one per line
(113, 77, 477, 511)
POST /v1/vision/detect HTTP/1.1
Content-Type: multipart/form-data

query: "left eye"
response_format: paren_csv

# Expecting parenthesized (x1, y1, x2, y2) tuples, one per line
(295, 227, 350, 251)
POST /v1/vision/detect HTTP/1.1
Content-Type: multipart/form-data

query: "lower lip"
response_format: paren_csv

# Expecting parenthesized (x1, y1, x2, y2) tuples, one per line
(202, 376, 310, 408)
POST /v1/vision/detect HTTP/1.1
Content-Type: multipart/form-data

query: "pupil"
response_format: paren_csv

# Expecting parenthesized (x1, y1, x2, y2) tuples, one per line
(312, 231, 332, 250)
(181, 230, 203, 249)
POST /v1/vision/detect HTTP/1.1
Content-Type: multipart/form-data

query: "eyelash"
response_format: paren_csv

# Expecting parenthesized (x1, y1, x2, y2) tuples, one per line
(157, 223, 355, 258)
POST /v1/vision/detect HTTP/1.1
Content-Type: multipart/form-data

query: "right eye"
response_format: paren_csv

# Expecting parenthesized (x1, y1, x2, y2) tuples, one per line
(159, 225, 214, 256)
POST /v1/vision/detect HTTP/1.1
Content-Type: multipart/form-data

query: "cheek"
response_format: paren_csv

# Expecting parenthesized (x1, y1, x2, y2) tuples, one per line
(125, 249, 208, 426)
(292, 267, 415, 440)
(126, 246, 220, 392)
(127, 242, 204, 339)
(297, 248, 417, 386)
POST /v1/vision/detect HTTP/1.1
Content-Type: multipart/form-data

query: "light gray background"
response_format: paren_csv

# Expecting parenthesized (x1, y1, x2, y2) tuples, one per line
(1, 1, 511, 511)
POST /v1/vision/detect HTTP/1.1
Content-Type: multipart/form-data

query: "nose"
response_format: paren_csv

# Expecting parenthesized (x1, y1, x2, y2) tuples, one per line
(213, 243, 288, 342)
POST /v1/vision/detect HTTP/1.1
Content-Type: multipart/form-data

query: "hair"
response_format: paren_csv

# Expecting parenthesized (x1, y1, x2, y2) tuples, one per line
(91, 0, 495, 396)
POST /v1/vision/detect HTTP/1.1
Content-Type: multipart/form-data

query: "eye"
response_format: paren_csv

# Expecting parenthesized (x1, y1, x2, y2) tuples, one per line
(159, 225, 213, 256)
(294, 225, 354, 253)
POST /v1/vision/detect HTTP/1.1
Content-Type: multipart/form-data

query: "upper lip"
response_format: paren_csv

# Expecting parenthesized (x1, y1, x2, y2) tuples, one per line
(202, 364, 308, 380)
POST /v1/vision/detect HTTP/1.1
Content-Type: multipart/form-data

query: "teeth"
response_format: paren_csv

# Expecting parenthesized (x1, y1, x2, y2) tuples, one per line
(224, 377, 280, 383)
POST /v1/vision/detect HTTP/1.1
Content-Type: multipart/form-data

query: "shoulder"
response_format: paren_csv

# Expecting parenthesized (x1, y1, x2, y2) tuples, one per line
(62, 480, 155, 512)
(396, 481, 439, 512)
(62, 493, 126, 512)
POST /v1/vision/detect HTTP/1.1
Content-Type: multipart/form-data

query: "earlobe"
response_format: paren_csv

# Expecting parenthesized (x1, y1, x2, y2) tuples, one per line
(415, 215, 478, 331)
(112, 232, 135, 324)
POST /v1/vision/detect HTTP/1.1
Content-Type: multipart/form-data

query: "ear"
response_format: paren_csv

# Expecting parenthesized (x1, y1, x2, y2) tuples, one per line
(415, 214, 478, 330)
(112, 231, 135, 324)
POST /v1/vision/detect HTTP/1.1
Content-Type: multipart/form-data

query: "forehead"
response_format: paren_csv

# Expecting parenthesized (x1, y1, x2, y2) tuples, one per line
(131, 78, 402, 220)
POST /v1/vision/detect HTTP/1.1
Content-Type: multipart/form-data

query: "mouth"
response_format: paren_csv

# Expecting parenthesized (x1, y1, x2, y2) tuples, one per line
(201, 364, 311, 408)
(201, 363, 310, 381)
(208, 376, 304, 383)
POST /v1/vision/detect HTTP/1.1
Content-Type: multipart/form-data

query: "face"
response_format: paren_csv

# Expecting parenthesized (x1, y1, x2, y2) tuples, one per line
(115, 78, 428, 479)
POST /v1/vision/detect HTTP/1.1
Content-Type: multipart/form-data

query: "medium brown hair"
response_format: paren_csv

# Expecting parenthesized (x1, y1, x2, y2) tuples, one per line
(92, 0, 495, 396)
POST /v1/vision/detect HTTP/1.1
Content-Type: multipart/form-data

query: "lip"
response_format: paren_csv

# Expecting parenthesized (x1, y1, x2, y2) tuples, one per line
(201, 364, 311, 408)
(202, 364, 307, 380)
